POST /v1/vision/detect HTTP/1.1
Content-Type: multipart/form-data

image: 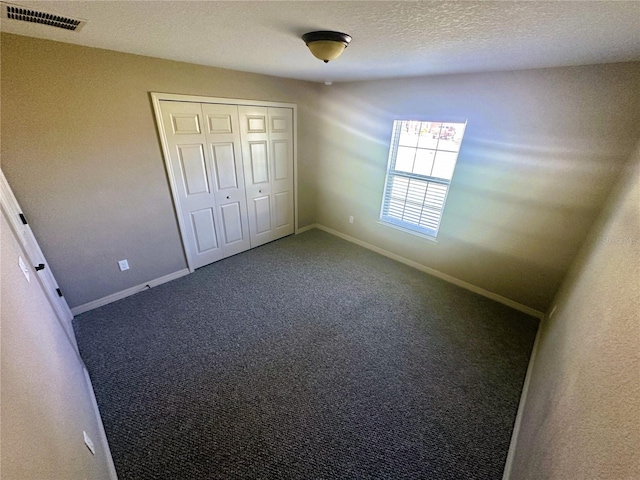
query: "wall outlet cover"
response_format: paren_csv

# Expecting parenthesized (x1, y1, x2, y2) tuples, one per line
(118, 259, 129, 271)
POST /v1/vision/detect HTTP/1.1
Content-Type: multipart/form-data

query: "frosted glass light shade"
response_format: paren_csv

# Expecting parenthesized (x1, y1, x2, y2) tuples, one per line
(302, 31, 352, 63)
(307, 40, 347, 62)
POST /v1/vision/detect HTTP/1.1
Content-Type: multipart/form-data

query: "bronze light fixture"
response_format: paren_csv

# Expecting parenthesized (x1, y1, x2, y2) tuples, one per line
(302, 31, 352, 63)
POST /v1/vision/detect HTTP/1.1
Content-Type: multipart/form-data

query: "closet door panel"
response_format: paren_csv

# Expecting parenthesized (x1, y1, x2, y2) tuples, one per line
(202, 104, 251, 257)
(274, 191, 292, 230)
(240, 106, 273, 247)
(211, 143, 238, 190)
(156, 97, 295, 267)
(249, 142, 270, 185)
(268, 107, 294, 239)
(220, 203, 244, 244)
(159, 101, 224, 269)
(253, 196, 272, 234)
(191, 208, 219, 253)
(272, 140, 289, 181)
(178, 145, 210, 195)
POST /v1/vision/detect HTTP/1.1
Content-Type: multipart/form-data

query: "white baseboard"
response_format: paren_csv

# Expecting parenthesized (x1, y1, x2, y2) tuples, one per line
(314, 224, 544, 319)
(83, 367, 119, 480)
(71, 269, 190, 316)
(295, 223, 318, 234)
(502, 318, 544, 479)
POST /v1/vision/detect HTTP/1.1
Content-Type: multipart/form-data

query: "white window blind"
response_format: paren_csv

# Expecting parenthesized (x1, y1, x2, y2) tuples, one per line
(380, 120, 466, 238)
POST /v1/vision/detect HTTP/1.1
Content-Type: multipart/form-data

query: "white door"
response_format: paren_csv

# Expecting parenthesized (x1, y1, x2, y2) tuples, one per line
(239, 106, 273, 247)
(239, 106, 294, 247)
(201, 104, 251, 257)
(0, 169, 76, 344)
(268, 107, 295, 240)
(154, 95, 296, 266)
(159, 101, 225, 269)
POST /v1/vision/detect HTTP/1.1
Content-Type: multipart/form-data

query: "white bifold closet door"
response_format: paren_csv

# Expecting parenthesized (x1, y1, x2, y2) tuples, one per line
(159, 101, 250, 269)
(158, 100, 294, 270)
(239, 106, 294, 247)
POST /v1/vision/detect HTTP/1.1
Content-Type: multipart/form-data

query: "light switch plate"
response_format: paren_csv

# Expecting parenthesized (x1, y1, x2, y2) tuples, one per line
(118, 259, 129, 271)
(83, 431, 95, 455)
(18, 256, 30, 282)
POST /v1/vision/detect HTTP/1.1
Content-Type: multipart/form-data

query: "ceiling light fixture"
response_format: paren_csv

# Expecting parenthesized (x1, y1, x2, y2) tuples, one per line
(302, 31, 352, 63)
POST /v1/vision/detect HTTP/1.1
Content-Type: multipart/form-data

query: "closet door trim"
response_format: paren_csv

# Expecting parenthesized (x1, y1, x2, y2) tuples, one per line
(151, 92, 298, 272)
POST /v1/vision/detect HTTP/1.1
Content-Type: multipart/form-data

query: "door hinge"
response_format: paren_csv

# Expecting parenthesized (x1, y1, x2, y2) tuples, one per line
(19, 213, 28, 224)
(56, 288, 63, 297)
(35, 263, 45, 271)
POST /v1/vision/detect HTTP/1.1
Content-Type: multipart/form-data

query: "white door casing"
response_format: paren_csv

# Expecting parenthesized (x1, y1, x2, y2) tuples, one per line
(0, 169, 76, 344)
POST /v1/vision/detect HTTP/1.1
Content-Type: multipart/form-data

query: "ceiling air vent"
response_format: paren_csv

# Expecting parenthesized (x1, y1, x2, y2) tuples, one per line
(2, 2, 86, 31)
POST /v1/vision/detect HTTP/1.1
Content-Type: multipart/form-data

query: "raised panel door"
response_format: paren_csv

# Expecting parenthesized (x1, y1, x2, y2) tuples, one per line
(268, 107, 294, 239)
(202, 103, 251, 257)
(159, 101, 224, 269)
(155, 97, 295, 268)
(239, 106, 273, 247)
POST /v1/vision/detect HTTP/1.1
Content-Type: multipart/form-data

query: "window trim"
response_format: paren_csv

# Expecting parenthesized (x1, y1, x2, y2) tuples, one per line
(379, 119, 467, 240)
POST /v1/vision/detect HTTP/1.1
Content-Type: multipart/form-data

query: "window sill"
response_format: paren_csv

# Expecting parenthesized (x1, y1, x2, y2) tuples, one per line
(377, 220, 439, 243)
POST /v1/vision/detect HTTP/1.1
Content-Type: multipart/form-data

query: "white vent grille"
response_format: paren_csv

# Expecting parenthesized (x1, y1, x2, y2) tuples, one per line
(2, 3, 86, 31)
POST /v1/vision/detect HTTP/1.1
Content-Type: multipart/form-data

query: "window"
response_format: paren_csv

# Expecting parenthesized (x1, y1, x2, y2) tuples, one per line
(380, 120, 466, 239)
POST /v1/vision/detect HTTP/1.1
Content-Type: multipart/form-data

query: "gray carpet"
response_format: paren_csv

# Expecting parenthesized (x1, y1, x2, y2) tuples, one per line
(73, 229, 538, 480)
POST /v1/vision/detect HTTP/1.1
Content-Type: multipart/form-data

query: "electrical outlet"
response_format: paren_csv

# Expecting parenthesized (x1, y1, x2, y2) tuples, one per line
(118, 259, 129, 271)
(349, 216, 354, 224)
(83, 431, 95, 455)
(18, 256, 30, 282)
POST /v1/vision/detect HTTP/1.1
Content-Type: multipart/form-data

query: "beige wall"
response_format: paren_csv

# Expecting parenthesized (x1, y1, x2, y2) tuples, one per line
(0, 33, 321, 308)
(3, 32, 639, 479)
(315, 63, 640, 311)
(0, 209, 114, 479)
(2, 32, 639, 314)
(507, 142, 640, 478)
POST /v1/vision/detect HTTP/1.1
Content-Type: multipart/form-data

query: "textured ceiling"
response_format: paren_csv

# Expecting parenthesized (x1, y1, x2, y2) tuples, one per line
(2, 1, 639, 83)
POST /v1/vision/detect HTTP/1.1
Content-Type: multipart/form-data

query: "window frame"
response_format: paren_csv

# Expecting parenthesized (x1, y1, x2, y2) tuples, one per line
(379, 119, 467, 240)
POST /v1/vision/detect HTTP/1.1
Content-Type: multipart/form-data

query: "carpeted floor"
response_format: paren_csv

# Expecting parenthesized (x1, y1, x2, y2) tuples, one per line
(73, 229, 538, 480)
